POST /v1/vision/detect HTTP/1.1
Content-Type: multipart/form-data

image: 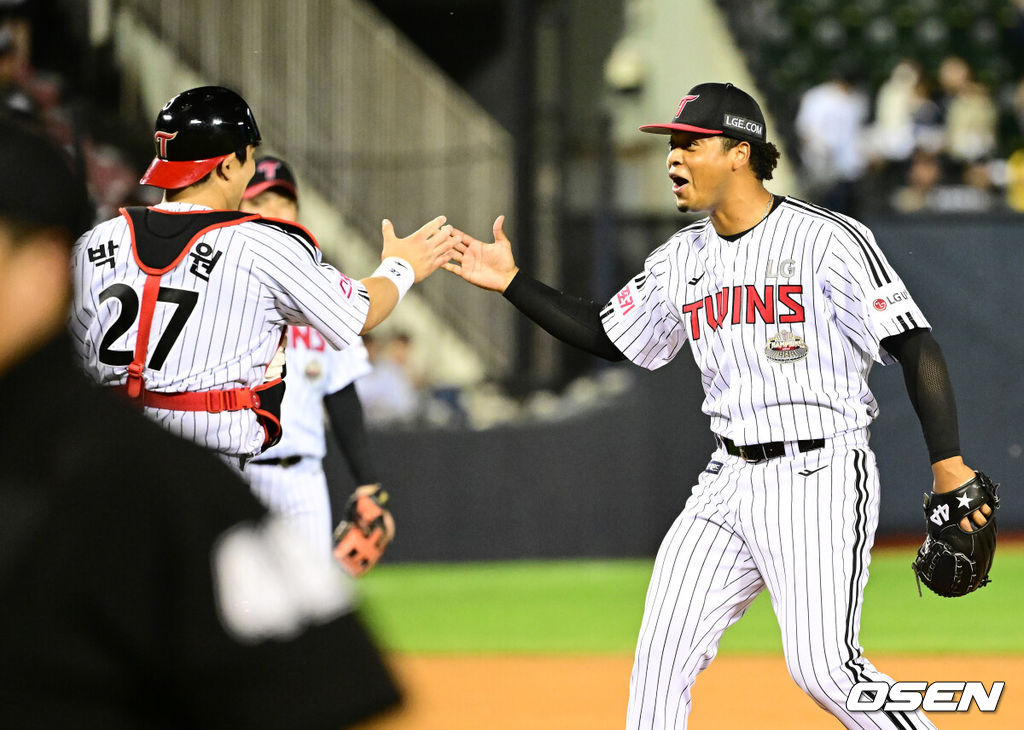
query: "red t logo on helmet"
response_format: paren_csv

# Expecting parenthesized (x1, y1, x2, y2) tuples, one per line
(675, 95, 700, 117)
(154, 130, 178, 158)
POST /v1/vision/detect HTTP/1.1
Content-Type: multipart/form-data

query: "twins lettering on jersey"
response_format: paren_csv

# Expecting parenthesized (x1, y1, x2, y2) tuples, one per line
(290, 326, 327, 353)
(614, 256, 807, 342)
(290, 326, 328, 381)
(677, 283, 805, 340)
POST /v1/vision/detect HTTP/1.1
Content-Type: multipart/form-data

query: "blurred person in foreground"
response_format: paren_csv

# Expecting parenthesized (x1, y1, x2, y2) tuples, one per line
(240, 156, 394, 575)
(0, 115, 399, 728)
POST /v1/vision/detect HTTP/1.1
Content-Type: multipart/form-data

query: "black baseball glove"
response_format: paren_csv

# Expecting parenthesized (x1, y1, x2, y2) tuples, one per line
(912, 471, 999, 597)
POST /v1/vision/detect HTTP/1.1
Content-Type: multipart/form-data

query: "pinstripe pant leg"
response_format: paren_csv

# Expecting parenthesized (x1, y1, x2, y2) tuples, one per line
(741, 443, 935, 730)
(626, 461, 765, 730)
(245, 460, 334, 560)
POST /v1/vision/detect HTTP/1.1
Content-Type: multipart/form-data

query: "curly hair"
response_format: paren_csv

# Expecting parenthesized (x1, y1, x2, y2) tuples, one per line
(720, 137, 781, 181)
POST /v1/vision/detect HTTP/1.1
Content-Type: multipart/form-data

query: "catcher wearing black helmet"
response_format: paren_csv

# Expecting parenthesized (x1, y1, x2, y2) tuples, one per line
(69, 87, 456, 580)
(140, 85, 263, 189)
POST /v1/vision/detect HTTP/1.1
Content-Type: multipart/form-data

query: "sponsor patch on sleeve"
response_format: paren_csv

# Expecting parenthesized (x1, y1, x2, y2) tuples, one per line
(615, 282, 637, 316)
(338, 274, 353, 299)
(866, 282, 921, 326)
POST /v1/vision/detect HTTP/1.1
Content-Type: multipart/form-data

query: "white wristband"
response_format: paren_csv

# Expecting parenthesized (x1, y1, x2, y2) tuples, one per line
(372, 257, 415, 301)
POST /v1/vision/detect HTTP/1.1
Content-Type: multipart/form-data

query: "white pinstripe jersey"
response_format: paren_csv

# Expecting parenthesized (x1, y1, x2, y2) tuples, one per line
(601, 197, 930, 444)
(70, 202, 370, 457)
(259, 326, 372, 461)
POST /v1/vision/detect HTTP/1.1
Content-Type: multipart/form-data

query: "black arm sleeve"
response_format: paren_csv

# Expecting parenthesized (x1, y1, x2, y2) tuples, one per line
(324, 384, 378, 485)
(502, 271, 625, 362)
(881, 328, 962, 463)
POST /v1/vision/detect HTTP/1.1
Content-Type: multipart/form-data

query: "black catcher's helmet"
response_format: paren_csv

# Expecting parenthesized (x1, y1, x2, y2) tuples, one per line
(140, 86, 262, 189)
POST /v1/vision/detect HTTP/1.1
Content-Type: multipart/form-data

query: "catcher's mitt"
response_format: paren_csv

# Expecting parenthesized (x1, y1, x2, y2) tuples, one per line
(333, 485, 394, 577)
(912, 471, 999, 597)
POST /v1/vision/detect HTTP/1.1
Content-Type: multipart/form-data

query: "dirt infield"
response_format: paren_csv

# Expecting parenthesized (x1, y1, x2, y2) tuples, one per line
(358, 653, 1023, 729)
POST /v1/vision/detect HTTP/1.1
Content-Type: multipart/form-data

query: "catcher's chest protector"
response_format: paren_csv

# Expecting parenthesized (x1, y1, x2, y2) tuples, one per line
(110, 207, 285, 451)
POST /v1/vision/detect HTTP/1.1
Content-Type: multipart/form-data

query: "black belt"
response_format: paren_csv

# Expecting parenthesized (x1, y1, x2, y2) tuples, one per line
(717, 435, 825, 463)
(249, 455, 304, 468)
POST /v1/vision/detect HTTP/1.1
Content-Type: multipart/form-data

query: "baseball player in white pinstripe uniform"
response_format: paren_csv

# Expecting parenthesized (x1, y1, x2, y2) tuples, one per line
(240, 157, 385, 562)
(70, 87, 456, 470)
(446, 82, 991, 729)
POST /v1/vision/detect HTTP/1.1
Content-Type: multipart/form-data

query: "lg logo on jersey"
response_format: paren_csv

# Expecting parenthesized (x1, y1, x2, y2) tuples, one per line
(846, 681, 1004, 713)
(765, 258, 796, 279)
(873, 289, 910, 312)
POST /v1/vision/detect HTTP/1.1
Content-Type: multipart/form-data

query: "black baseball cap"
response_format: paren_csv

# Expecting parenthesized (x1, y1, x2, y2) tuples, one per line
(243, 156, 298, 201)
(0, 115, 92, 239)
(140, 86, 262, 189)
(639, 82, 767, 143)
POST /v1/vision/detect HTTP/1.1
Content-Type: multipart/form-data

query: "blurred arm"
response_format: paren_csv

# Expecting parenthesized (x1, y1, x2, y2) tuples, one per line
(324, 384, 378, 486)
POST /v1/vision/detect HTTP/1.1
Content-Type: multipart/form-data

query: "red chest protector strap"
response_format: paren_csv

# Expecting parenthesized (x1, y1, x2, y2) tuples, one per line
(111, 207, 284, 451)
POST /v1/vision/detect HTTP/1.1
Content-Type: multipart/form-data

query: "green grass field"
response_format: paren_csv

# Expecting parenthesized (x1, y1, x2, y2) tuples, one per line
(358, 545, 1023, 655)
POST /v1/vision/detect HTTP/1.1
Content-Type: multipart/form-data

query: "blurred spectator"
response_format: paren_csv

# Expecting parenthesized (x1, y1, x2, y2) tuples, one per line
(2, 1, 151, 222)
(937, 56, 998, 165)
(868, 55, 1009, 214)
(1010, 78, 1024, 141)
(890, 147, 942, 213)
(946, 87, 998, 166)
(355, 333, 422, 426)
(870, 59, 921, 163)
(0, 2, 30, 73)
(891, 147, 1001, 214)
(82, 138, 157, 220)
(908, 77, 944, 155)
(0, 26, 34, 118)
(870, 60, 944, 164)
(794, 66, 869, 214)
(936, 56, 972, 115)
(1005, 147, 1024, 211)
(386, 332, 428, 390)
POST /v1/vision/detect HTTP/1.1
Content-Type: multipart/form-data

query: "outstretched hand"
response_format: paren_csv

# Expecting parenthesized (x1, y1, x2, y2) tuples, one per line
(382, 215, 459, 283)
(443, 215, 519, 293)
